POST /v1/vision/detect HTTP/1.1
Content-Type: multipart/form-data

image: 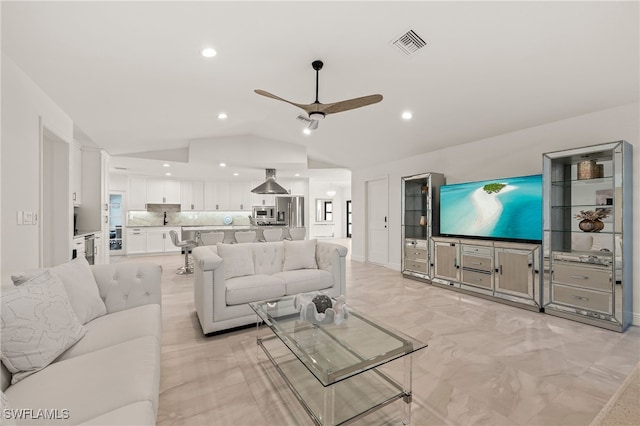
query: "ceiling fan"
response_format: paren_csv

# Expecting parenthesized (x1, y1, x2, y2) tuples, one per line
(255, 60, 383, 131)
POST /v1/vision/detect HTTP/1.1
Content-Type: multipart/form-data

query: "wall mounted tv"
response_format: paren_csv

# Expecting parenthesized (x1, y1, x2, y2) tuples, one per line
(439, 174, 543, 243)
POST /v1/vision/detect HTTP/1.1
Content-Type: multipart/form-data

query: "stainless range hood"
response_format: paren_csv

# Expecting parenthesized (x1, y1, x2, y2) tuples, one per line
(251, 168, 289, 195)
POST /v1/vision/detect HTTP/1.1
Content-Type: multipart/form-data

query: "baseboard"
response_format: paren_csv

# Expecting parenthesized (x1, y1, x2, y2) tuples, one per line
(633, 312, 640, 326)
(388, 262, 401, 271)
(351, 255, 366, 262)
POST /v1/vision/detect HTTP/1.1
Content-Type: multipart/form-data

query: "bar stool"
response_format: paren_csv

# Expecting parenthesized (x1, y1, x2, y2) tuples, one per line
(169, 230, 197, 274)
(200, 232, 225, 246)
(234, 231, 256, 243)
(288, 227, 306, 240)
(262, 228, 283, 242)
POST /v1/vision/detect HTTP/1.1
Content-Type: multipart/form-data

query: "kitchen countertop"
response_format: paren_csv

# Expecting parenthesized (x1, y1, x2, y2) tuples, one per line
(74, 230, 101, 238)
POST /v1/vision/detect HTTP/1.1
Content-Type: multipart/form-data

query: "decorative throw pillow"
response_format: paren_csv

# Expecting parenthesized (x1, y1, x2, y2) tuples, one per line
(217, 243, 255, 280)
(12, 257, 107, 324)
(283, 239, 318, 271)
(1, 271, 87, 384)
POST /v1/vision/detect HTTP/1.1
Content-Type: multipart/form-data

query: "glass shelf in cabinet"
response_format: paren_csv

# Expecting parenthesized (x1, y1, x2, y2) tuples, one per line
(550, 204, 615, 209)
(550, 176, 613, 186)
(549, 228, 617, 235)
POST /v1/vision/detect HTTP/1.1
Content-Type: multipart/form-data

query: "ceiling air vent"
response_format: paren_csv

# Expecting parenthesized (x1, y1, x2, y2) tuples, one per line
(390, 29, 427, 56)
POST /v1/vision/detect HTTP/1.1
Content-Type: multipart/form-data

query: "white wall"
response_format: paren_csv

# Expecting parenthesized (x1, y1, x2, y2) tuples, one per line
(351, 103, 640, 322)
(1, 55, 74, 283)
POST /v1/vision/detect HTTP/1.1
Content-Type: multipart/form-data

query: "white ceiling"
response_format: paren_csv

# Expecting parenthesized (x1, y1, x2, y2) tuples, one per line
(2, 1, 638, 180)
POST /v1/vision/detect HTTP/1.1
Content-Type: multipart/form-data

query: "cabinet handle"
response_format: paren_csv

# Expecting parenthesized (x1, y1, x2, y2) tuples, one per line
(216, 204, 219, 210)
(572, 295, 590, 302)
(94, 247, 97, 255)
(240, 204, 244, 210)
(191, 204, 194, 210)
(104, 216, 108, 223)
(570, 275, 589, 280)
(72, 192, 77, 201)
(471, 261, 483, 265)
(104, 203, 108, 211)
(163, 233, 166, 239)
(163, 197, 166, 203)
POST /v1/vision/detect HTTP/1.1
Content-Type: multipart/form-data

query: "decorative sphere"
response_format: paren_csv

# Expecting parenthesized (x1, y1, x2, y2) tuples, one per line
(311, 295, 333, 314)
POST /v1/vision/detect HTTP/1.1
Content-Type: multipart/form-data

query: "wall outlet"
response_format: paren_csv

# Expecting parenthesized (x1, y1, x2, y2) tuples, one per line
(23, 211, 34, 225)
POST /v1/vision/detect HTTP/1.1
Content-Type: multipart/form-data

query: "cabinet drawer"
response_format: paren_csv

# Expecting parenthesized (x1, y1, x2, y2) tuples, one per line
(462, 254, 492, 272)
(461, 269, 493, 289)
(405, 239, 428, 250)
(405, 248, 427, 261)
(461, 245, 492, 256)
(553, 263, 611, 292)
(405, 259, 428, 274)
(552, 284, 611, 314)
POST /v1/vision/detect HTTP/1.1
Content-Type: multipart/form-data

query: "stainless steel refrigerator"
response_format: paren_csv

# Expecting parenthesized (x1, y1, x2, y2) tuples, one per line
(275, 196, 304, 227)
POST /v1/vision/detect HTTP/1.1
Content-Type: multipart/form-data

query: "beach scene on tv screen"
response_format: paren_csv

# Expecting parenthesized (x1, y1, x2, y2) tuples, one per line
(440, 175, 543, 242)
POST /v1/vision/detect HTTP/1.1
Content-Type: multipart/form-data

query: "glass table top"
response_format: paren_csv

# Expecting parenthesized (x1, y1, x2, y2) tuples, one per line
(249, 295, 427, 387)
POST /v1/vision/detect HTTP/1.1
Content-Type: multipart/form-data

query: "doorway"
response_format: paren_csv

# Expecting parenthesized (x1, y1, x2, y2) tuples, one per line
(365, 177, 388, 265)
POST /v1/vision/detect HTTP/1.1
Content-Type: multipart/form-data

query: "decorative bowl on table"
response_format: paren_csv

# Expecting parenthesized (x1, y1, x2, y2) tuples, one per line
(294, 292, 348, 325)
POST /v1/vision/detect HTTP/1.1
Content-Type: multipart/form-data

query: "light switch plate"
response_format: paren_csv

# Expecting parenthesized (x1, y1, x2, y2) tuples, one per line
(23, 211, 34, 225)
(17, 211, 23, 225)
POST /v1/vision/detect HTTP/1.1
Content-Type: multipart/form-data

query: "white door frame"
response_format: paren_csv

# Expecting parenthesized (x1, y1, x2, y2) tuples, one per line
(365, 175, 389, 266)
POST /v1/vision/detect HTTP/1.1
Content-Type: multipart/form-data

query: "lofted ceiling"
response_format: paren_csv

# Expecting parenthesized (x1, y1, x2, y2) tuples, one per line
(2, 1, 638, 181)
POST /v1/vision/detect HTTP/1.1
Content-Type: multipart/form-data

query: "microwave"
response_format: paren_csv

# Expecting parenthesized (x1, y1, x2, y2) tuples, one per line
(252, 206, 275, 219)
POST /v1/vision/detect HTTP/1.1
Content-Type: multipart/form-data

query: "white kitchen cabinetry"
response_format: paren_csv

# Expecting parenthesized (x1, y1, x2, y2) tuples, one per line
(289, 180, 306, 196)
(147, 179, 181, 204)
(126, 228, 146, 254)
(228, 181, 252, 210)
(94, 232, 105, 265)
(181, 181, 205, 211)
(128, 178, 147, 210)
(71, 142, 82, 206)
(73, 237, 85, 258)
(204, 181, 232, 210)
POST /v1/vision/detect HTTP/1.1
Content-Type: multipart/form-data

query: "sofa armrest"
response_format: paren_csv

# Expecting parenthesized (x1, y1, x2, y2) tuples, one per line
(192, 246, 223, 271)
(91, 262, 162, 314)
(316, 242, 348, 298)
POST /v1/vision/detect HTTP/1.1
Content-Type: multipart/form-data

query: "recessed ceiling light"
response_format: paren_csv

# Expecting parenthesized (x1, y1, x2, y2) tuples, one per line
(219, 162, 226, 167)
(162, 163, 170, 167)
(218, 112, 227, 120)
(165, 172, 171, 176)
(326, 190, 337, 197)
(294, 173, 300, 177)
(402, 111, 413, 120)
(233, 172, 239, 176)
(201, 47, 217, 58)
(303, 128, 311, 135)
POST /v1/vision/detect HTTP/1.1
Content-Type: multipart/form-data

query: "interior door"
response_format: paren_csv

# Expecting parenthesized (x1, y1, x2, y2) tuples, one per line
(366, 177, 388, 265)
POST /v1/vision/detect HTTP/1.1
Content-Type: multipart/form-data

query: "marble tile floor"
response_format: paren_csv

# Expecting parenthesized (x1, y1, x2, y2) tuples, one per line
(112, 243, 640, 426)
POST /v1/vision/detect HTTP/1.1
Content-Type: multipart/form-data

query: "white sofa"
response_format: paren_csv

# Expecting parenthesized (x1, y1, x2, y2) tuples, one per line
(1, 259, 162, 425)
(192, 240, 348, 334)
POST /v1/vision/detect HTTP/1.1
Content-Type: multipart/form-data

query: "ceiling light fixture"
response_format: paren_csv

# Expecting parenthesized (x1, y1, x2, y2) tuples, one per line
(402, 111, 413, 120)
(165, 172, 172, 176)
(219, 162, 226, 167)
(233, 173, 239, 176)
(326, 190, 337, 197)
(303, 128, 311, 135)
(218, 112, 227, 120)
(294, 173, 300, 177)
(162, 163, 170, 167)
(201, 47, 217, 58)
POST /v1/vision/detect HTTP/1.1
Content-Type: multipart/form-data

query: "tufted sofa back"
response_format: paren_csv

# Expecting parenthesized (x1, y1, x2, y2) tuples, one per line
(91, 263, 162, 314)
(252, 242, 285, 275)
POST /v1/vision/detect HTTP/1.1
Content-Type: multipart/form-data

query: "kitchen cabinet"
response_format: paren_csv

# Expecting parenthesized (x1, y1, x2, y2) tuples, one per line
(181, 181, 205, 211)
(228, 181, 252, 210)
(147, 179, 181, 204)
(126, 228, 146, 254)
(495, 246, 536, 299)
(71, 142, 82, 206)
(73, 237, 85, 258)
(204, 181, 231, 210)
(128, 178, 147, 210)
(289, 179, 306, 196)
(543, 141, 633, 331)
(432, 239, 459, 282)
(94, 232, 106, 265)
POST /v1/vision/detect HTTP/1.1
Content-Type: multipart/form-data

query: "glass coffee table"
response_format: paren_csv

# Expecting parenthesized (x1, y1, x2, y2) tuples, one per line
(249, 295, 427, 425)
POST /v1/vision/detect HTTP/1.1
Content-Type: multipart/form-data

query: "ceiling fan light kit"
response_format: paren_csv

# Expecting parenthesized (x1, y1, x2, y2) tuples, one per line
(255, 60, 383, 130)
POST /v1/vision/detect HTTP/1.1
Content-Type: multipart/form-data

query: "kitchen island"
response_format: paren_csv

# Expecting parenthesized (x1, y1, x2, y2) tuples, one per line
(181, 225, 293, 243)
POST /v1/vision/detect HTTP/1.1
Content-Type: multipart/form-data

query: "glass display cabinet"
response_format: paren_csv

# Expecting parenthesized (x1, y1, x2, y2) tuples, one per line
(543, 141, 633, 331)
(401, 172, 445, 280)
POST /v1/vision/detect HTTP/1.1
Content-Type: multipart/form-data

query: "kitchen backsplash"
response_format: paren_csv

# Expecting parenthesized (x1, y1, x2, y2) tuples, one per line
(127, 210, 252, 227)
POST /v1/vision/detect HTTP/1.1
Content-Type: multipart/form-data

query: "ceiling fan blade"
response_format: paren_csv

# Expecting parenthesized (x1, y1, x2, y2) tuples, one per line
(254, 89, 310, 111)
(319, 94, 383, 115)
(308, 119, 319, 130)
(296, 114, 312, 123)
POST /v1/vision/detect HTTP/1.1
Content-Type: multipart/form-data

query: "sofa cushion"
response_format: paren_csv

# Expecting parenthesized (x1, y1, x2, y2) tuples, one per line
(1, 391, 17, 426)
(78, 401, 156, 426)
(217, 243, 255, 280)
(274, 269, 334, 295)
(1, 271, 86, 384)
(4, 336, 160, 425)
(283, 239, 318, 271)
(252, 242, 284, 275)
(12, 257, 107, 324)
(226, 275, 285, 306)
(55, 304, 161, 362)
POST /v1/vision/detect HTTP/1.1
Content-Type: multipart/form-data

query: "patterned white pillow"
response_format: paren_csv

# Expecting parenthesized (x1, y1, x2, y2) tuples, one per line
(1, 271, 86, 384)
(0, 391, 17, 426)
(11, 256, 106, 324)
(283, 239, 318, 271)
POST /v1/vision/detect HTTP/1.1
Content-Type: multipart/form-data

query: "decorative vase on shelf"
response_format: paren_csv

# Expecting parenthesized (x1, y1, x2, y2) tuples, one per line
(419, 215, 427, 227)
(420, 185, 428, 195)
(578, 219, 603, 232)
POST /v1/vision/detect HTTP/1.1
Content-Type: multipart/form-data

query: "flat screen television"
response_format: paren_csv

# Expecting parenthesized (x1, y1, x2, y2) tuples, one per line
(439, 174, 542, 243)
